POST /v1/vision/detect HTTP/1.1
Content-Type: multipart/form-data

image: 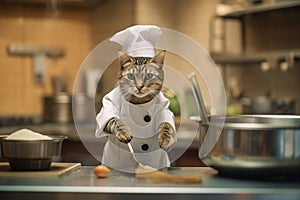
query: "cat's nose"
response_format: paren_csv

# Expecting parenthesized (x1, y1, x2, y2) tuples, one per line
(136, 80, 144, 91)
(136, 85, 143, 91)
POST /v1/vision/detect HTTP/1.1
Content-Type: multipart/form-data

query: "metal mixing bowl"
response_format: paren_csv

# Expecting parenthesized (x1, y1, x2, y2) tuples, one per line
(1, 135, 67, 171)
(193, 115, 300, 179)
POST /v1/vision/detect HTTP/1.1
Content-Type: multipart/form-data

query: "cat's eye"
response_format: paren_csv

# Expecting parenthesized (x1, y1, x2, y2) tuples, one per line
(144, 73, 153, 81)
(127, 73, 135, 80)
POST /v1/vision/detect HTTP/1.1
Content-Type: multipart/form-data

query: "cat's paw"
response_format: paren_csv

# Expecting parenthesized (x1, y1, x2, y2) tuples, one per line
(116, 130, 133, 143)
(158, 123, 175, 151)
(158, 133, 175, 151)
(104, 117, 133, 143)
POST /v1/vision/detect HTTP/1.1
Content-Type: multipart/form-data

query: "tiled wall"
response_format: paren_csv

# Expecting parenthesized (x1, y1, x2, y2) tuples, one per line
(0, 3, 92, 116)
(91, 0, 135, 45)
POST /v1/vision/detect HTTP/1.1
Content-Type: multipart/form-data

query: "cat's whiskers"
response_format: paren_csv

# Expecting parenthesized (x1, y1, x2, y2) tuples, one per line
(121, 90, 135, 101)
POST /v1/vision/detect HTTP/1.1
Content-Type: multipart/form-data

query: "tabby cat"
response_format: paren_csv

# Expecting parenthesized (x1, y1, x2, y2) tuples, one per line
(103, 50, 175, 151)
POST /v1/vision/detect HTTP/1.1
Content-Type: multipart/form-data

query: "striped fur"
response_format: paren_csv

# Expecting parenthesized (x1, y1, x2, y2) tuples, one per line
(118, 51, 165, 104)
(104, 117, 132, 143)
(157, 122, 175, 151)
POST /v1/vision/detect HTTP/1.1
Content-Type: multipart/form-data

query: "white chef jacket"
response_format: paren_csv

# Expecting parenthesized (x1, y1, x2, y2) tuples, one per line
(95, 86, 176, 172)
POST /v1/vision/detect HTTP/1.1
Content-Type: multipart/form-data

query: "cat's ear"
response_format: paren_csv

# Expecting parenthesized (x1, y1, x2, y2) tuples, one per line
(152, 50, 166, 66)
(118, 51, 133, 68)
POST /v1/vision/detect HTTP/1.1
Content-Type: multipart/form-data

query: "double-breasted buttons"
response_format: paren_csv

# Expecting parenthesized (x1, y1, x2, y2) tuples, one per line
(141, 144, 149, 151)
(144, 115, 151, 122)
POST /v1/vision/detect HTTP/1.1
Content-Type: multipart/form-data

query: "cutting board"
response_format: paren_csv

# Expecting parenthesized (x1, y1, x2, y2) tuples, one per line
(0, 162, 81, 177)
(136, 167, 218, 183)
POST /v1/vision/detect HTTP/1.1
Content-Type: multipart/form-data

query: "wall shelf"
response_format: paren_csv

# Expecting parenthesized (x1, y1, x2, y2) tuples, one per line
(212, 49, 300, 66)
(217, 0, 300, 18)
(210, 1, 300, 69)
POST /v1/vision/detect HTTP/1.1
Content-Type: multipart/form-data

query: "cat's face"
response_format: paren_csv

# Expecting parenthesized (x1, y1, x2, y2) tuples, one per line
(118, 51, 165, 104)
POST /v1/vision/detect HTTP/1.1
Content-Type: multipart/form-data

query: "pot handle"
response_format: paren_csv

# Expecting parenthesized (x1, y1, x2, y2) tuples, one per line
(188, 73, 209, 125)
(188, 74, 223, 159)
(189, 116, 206, 148)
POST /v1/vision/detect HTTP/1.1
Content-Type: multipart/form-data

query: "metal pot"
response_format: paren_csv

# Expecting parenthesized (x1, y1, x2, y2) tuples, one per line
(73, 93, 95, 123)
(192, 115, 300, 178)
(43, 92, 73, 123)
(1, 135, 67, 171)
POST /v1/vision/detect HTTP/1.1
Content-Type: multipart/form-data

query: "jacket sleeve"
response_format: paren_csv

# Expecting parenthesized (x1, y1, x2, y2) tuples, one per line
(95, 89, 121, 138)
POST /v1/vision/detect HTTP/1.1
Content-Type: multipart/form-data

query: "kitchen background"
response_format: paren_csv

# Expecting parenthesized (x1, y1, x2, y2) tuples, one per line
(0, 0, 300, 165)
(1, 0, 300, 118)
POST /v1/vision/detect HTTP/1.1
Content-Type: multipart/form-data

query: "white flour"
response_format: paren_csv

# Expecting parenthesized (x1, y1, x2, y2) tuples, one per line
(6, 128, 52, 140)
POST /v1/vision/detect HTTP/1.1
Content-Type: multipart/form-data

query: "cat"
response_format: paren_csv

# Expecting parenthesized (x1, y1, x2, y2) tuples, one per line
(103, 50, 175, 151)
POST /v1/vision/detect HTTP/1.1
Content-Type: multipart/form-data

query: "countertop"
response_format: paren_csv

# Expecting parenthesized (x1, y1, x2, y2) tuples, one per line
(0, 166, 300, 200)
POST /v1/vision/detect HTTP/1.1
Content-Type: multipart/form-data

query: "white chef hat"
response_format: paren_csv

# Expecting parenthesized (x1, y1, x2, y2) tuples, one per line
(110, 25, 162, 57)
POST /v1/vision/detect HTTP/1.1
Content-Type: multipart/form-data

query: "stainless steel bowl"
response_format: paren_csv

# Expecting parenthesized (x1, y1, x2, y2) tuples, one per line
(193, 115, 300, 178)
(1, 135, 67, 171)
